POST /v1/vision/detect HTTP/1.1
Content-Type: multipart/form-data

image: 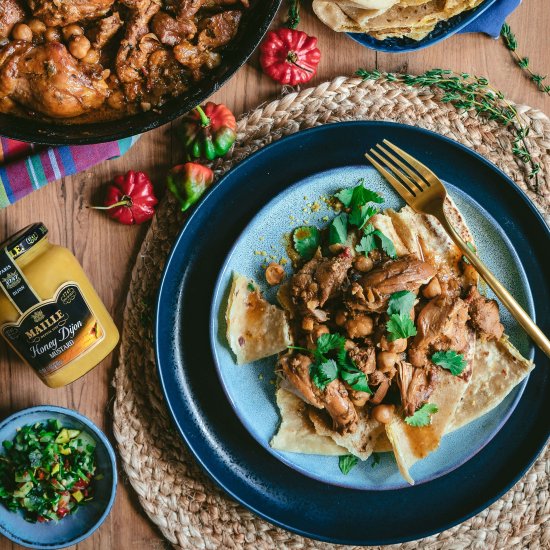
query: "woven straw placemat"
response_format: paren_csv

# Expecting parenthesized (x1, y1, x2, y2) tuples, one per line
(113, 76, 550, 550)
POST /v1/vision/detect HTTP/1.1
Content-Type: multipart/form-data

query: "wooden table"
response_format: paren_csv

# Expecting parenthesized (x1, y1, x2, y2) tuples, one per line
(0, 2, 548, 549)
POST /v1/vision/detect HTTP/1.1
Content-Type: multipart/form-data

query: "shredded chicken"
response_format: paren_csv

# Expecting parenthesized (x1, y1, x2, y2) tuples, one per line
(465, 286, 504, 341)
(397, 361, 438, 416)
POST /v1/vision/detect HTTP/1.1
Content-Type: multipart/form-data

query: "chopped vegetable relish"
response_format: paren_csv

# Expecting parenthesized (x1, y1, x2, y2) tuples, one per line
(0, 420, 98, 522)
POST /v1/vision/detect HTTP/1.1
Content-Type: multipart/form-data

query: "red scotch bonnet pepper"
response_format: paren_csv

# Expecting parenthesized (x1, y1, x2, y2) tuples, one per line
(91, 170, 158, 225)
(179, 102, 237, 161)
(167, 162, 215, 212)
(260, 28, 321, 86)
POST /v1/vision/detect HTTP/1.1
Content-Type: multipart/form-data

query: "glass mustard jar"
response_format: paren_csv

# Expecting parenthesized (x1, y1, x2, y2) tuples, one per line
(0, 223, 119, 388)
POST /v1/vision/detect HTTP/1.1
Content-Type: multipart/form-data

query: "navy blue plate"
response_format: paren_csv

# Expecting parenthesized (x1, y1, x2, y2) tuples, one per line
(347, 0, 498, 53)
(155, 121, 550, 545)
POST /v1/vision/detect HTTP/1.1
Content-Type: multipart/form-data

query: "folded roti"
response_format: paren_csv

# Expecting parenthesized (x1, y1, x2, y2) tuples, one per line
(226, 274, 292, 364)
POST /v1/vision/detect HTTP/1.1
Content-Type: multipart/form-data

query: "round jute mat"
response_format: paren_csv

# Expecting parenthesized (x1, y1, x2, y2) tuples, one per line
(113, 76, 550, 550)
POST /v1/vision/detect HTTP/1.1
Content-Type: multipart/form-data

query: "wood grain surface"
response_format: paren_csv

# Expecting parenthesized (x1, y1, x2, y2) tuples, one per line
(0, 2, 548, 549)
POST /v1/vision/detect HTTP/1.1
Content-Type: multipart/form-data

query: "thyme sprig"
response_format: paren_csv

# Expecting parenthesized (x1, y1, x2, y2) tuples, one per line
(356, 68, 541, 180)
(501, 23, 550, 96)
(286, 0, 300, 29)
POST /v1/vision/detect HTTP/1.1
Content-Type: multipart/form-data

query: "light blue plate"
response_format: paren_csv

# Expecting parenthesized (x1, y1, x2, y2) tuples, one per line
(210, 164, 533, 490)
(0, 406, 117, 549)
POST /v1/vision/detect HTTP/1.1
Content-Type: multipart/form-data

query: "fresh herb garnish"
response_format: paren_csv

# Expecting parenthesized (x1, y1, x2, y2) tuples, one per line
(371, 453, 381, 468)
(305, 333, 371, 393)
(335, 180, 384, 208)
(386, 314, 417, 341)
(309, 359, 338, 390)
(285, 0, 300, 29)
(338, 454, 359, 475)
(247, 282, 255, 292)
(356, 68, 541, 180)
(404, 403, 439, 427)
(355, 224, 397, 259)
(431, 350, 467, 376)
(501, 23, 550, 96)
(293, 226, 320, 260)
(386, 290, 417, 341)
(349, 204, 378, 229)
(328, 213, 348, 245)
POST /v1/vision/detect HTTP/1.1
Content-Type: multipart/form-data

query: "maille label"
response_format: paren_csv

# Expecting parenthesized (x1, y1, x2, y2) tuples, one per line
(0, 247, 40, 314)
(1, 282, 105, 377)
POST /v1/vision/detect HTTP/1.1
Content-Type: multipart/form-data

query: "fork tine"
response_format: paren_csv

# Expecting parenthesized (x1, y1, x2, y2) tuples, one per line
(382, 139, 440, 187)
(369, 149, 421, 197)
(374, 144, 426, 193)
(365, 152, 417, 203)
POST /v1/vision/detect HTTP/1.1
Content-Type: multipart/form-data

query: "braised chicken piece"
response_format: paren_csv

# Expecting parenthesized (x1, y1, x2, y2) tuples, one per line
(0, 41, 108, 117)
(28, 0, 115, 26)
(408, 296, 470, 368)
(465, 286, 504, 341)
(396, 361, 438, 417)
(291, 255, 353, 311)
(0, 0, 25, 39)
(197, 10, 242, 49)
(278, 352, 358, 434)
(89, 12, 124, 49)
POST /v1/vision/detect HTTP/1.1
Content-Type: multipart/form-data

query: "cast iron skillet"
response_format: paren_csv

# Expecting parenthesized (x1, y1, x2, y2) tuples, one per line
(0, 1, 281, 145)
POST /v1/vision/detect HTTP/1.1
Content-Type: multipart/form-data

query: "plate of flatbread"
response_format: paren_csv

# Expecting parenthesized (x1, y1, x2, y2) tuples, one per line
(312, 0, 498, 52)
(155, 121, 549, 544)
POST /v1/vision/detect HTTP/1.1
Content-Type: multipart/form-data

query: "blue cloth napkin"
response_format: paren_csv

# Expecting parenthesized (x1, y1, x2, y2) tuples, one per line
(460, 0, 522, 38)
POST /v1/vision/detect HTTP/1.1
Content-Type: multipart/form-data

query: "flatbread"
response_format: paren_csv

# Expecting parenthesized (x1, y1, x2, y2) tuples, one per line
(308, 407, 384, 460)
(270, 388, 347, 455)
(449, 336, 534, 431)
(226, 274, 292, 364)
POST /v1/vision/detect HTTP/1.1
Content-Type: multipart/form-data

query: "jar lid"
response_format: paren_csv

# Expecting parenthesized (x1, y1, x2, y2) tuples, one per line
(0, 223, 48, 260)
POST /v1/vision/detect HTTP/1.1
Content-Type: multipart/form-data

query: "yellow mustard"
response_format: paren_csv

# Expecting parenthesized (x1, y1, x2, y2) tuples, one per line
(0, 223, 119, 388)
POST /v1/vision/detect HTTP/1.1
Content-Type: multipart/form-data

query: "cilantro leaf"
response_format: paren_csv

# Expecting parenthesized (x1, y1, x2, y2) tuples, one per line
(329, 213, 348, 245)
(431, 350, 467, 376)
(316, 333, 347, 356)
(340, 365, 372, 393)
(338, 454, 359, 475)
(349, 204, 378, 229)
(354, 223, 397, 259)
(293, 226, 320, 260)
(386, 314, 417, 341)
(371, 453, 380, 468)
(309, 359, 338, 390)
(247, 282, 255, 292)
(334, 187, 355, 208)
(335, 180, 384, 208)
(387, 290, 416, 317)
(375, 229, 397, 259)
(404, 403, 439, 427)
(355, 233, 377, 255)
(351, 185, 384, 208)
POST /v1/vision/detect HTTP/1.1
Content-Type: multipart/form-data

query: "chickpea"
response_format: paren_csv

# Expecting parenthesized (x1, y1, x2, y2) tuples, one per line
(265, 262, 284, 286)
(82, 48, 100, 64)
(69, 35, 91, 59)
(345, 315, 374, 339)
(377, 351, 398, 372)
(353, 255, 373, 272)
(380, 335, 408, 353)
(335, 310, 347, 327)
(12, 23, 33, 42)
(62, 24, 83, 41)
(372, 404, 395, 424)
(28, 19, 47, 34)
(422, 277, 441, 299)
(301, 317, 314, 332)
(328, 243, 344, 254)
(312, 324, 329, 340)
(44, 27, 61, 42)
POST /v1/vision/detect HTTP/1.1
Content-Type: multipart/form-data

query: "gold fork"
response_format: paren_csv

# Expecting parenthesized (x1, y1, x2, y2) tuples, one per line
(365, 139, 550, 358)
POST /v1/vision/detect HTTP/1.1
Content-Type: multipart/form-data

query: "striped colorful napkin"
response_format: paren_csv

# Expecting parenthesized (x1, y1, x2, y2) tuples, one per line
(0, 136, 140, 208)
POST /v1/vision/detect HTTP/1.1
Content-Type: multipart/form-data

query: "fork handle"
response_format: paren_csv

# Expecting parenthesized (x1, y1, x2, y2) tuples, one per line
(437, 211, 550, 359)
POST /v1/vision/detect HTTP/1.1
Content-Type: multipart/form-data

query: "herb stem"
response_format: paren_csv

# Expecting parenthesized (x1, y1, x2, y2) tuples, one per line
(286, 0, 300, 29)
